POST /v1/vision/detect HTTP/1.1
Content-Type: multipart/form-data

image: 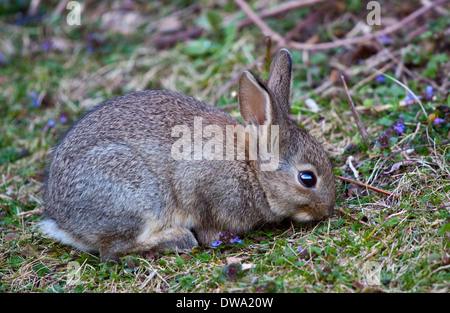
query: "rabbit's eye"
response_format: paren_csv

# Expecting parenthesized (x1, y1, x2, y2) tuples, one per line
(298, 171, 317, 188)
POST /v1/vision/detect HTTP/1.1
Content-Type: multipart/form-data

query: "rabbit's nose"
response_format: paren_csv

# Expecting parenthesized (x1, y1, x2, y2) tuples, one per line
(317, 202, 335, 220)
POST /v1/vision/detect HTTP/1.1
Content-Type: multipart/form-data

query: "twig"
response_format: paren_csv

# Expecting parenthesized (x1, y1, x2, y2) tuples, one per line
(350, 61, 395, 92)
(285, 1, 336, 41)
(154, 27, 203, 49)
(16, 207, 44, 217)
(336, 175, 398, 198)
(299, 48, 401, 102)
(288, 0, 447, 50)
(234, 0, 286, 44)
(237, 0, 447, 51)
(237, 0, 326, 29)
(341, 75, 372, 151)
(53, 0, 70, 17)
(28, 0, 41, 16)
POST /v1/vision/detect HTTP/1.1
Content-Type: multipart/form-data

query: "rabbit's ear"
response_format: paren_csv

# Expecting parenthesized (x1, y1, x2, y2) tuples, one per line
(238, 70, 272, 126)
(267, 48, 292, 114)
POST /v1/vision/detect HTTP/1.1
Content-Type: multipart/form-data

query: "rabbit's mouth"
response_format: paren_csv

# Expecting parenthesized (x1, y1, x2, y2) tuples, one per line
(293, 211, 316, 222)
(292, 204, 334, 222)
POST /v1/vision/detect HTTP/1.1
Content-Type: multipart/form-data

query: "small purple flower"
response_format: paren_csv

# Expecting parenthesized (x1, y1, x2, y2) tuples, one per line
(425, 85, 434, 100)
(41, 41, 52, 52)
(30, 91, 39, 107)
(59, 114, 68, 123)
(377, 132, 391, 149)
(405, 92, 422, 105)
(47, 119, 56, 128)
(214, 231, 243, 247)
(433, 117, 445, 126)
(393, 122, 405, 134)
(296, 246, 305, 253)
(378, 34, 394, 45)
(230, 236, 242, 244)
(0, 51, 7, 65)
(375, 74, 386, 83)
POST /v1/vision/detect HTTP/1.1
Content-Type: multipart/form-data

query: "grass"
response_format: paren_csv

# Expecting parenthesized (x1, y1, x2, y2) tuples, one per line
(1, 0, 449, 293)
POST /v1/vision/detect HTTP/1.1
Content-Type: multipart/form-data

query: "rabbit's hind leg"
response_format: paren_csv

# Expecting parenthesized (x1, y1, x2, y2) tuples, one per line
(138, 226, 199, 254)
(99, 237, 136, 264)
(99, 227, 198, 263)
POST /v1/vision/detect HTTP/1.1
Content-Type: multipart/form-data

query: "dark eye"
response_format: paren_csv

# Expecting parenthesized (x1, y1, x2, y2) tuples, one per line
(298, 171, 317, 188)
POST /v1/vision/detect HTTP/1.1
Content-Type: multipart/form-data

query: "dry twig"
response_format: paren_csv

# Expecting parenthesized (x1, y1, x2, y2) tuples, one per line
(341, 75, 372, 151)
(237, 0, 327, 29)
(236, 0, 448, 51)
(337, 175, 398, 198)
(234, 0, 286, 44)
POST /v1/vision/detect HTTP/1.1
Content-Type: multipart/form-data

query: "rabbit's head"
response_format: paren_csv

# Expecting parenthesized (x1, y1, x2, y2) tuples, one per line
(238, 49, 335, 222)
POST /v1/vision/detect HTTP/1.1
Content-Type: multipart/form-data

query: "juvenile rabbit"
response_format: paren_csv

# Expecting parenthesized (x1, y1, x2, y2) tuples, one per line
(40, 49, 335, 262)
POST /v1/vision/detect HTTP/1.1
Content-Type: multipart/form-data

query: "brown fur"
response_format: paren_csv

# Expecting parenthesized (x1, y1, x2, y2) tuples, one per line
(39, 49, 335, 262)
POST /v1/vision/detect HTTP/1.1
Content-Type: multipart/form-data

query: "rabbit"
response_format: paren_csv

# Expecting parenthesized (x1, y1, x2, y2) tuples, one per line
(39, 48, 336, 263)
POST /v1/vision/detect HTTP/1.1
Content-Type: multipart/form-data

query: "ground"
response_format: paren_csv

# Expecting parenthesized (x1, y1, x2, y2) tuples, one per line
(0, 0, 449, 292)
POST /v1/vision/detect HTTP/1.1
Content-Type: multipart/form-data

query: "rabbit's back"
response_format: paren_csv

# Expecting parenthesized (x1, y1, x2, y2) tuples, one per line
(40, 49, 336, 262)
(42, 90, 273, 255)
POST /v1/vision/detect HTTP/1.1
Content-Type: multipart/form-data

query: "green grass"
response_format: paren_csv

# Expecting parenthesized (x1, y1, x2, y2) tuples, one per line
(1, 0, 449, 293)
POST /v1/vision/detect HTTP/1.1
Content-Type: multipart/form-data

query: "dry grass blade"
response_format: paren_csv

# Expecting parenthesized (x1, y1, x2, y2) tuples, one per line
(340, 75, 372, 151)
(373, 69, 428, 118)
